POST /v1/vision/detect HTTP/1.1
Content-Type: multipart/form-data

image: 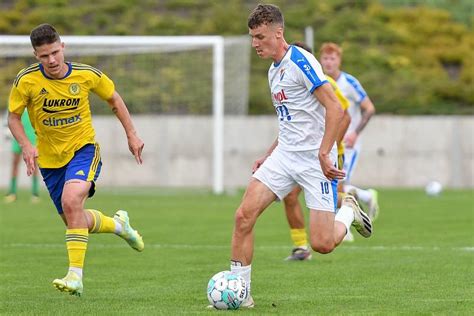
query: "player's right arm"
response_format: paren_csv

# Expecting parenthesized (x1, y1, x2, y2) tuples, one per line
(313, 83, 345, 181)
(252, 137, 278, 173)
(8, 112, 37, 176)
(8, 82, 37, 176)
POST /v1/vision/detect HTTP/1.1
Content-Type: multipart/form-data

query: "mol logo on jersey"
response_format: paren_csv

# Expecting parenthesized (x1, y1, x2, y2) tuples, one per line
(42, 98, 80, 113)
(272, 89, 288, 104)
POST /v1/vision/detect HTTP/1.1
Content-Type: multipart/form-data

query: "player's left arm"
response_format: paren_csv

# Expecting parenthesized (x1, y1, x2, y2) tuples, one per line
(107, 91, 144, 164)
(345, 97, 375, 148)
(313, 83, 345, 181)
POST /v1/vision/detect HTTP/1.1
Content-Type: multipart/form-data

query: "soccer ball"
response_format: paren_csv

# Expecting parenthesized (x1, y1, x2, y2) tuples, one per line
(425, 181, 443, 196)
(206, 271, 248, 310)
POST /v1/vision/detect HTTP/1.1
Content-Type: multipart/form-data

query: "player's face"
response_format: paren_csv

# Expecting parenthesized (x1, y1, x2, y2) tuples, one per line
(249, 23, 281, 59)
(320, 52, 341, 76)
(34, 41, 67, 79)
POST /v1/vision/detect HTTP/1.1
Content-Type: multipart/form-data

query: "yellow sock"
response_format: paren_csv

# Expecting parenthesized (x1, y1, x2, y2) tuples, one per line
(290, 228, 308, 248)
(66, 228, 88, 269)
(86, 209, 116, 233)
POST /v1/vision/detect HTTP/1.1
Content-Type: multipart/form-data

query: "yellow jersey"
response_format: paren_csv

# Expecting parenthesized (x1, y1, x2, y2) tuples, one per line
(326, 76, 350, 155)
(9, 62, 115, 168)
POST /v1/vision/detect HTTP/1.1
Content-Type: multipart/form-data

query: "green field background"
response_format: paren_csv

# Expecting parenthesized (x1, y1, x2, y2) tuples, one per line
(1, 188, 472, 314)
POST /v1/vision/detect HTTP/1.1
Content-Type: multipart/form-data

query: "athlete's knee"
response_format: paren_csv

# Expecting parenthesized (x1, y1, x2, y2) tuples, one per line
(61, 193, 82, 213)
(310, 238, 336, 254)
(234, 206, 257, 233)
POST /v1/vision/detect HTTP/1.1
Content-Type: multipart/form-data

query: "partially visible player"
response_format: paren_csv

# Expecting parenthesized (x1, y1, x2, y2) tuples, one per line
(3, 110, 40, 203)
(227, 4, 373, 307)
(264, 41, 352, 260)
(8, 23, 145, 297)
(320, 42, 379, 222)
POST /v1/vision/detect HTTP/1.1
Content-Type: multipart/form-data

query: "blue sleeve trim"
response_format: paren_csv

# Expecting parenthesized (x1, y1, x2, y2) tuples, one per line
(344, 72, 367, 102)
(310, 79, 328, 94)
(290, 47, 324, 90)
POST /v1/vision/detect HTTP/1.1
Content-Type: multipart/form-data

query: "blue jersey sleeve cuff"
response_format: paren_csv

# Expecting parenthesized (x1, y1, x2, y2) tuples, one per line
(310, 79, 328, 94)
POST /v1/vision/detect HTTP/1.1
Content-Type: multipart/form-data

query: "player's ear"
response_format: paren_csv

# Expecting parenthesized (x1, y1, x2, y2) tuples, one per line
(275, 26, 283, 39)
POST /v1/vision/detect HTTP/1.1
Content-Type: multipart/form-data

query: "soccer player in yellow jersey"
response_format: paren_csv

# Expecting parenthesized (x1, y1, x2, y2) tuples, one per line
(7, 23, 145, 296)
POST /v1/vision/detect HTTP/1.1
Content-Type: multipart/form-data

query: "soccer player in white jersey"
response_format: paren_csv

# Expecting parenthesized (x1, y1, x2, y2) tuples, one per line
(226, 4, 373, 308)
(320, 43, 379, 224)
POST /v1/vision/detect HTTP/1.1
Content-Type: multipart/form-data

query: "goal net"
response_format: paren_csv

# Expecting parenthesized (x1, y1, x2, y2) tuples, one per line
(0, 36, 251, 193)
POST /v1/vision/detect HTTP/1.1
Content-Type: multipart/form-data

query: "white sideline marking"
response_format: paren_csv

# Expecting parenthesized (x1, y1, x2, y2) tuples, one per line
(2, 243, 473, 252)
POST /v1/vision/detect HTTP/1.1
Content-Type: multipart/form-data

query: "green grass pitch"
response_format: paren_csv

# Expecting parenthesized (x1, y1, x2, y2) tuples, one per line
(1, 188, 473, 314)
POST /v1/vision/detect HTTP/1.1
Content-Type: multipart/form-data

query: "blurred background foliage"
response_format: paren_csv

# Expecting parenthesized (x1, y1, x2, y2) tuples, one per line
(0, 0, 472, 115)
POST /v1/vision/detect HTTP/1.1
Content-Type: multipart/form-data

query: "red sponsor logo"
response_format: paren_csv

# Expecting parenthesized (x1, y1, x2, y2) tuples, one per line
(272, 89, 288, 103)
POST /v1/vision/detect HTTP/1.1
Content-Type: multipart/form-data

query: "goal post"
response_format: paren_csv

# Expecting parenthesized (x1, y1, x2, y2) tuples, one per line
(0, 35, 250, 194)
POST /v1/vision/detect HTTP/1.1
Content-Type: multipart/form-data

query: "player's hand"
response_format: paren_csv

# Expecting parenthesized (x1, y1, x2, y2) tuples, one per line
(344, 131, 358, 148)
(128, 134, 144, 164)
(318, 153, 345, 181)
(252, 155, 269, 174)
(22, 144, 38, 176)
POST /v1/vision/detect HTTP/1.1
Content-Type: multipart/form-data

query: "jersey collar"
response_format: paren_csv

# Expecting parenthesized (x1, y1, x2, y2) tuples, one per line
(39, 62, 72, 80)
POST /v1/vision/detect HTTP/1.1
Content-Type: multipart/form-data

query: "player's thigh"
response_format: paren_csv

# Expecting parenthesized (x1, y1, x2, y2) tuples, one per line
(237, 178, 278, 225)
(62, 179, 92, 210)
(296, 151, 338, 212)
(61, 143, 102, 210)
(252, 147, 296, 202)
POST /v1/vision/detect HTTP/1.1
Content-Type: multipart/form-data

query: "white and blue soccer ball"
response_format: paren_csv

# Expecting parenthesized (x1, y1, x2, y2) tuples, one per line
(207, 271, 248, 310)
(425, 181, 443, 196)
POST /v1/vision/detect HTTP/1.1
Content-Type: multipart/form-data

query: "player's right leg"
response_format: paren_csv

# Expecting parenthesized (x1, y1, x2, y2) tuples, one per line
(229, 178, 276, 308)
(230, 147, 295, 308)
(283, 186, 312, 261)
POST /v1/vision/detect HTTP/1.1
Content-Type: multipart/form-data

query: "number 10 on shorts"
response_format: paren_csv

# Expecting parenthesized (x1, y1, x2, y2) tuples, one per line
(320, 182, 330, 194)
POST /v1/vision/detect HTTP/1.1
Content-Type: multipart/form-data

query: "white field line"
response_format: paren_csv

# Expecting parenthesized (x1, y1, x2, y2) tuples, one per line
(1, 243, 473, 252)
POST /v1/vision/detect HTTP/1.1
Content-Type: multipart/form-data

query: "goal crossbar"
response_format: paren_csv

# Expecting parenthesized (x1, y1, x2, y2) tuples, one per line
(0, 35, 225, 194)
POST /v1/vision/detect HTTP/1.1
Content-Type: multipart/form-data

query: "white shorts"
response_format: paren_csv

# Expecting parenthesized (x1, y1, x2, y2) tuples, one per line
(253, 146, 338, 212)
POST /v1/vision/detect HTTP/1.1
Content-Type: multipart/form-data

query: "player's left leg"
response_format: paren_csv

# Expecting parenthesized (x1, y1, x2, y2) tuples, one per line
(283, 186, 311, 261)
(53, 179, 91, 296)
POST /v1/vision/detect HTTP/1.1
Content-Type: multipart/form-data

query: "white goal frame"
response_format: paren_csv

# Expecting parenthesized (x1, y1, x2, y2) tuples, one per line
(0, 35, 225, 194)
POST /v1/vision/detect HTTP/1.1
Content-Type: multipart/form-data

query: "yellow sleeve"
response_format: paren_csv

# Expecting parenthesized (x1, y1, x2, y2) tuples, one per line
(326, 76, 350, 110)
(334, 87, 350, 111)
(8, 84, 27, 115)
(91, 72, 115, 101)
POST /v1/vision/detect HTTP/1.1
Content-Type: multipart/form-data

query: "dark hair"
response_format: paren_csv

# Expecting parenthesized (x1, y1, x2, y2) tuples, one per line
(30, 23, 61, 48)
(292, 41, 312, 54)
(248, 4, 284, 29)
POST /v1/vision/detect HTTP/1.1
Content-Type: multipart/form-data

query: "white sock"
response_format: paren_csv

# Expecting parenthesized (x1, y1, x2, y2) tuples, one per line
(68, 267, 83, 278)
(114, 219, 123, 235)
(335, 205, 354, 232)
(230, 262, 251, 295)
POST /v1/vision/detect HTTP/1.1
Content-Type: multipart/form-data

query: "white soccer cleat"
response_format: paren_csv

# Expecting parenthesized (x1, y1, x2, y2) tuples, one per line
(114, 210, 144, 252)
(52, 271, 83, 297)
(343, 195, 372, 238)
(240, 295, 255, 308)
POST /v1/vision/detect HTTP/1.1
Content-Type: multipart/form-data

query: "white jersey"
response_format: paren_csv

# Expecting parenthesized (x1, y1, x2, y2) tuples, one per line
(268, 45, 330, 151)
(336, 72, 367, 135)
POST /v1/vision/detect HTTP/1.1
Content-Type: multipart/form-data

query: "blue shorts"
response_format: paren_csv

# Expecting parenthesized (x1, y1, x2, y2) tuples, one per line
(40, 143, 102, 214)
